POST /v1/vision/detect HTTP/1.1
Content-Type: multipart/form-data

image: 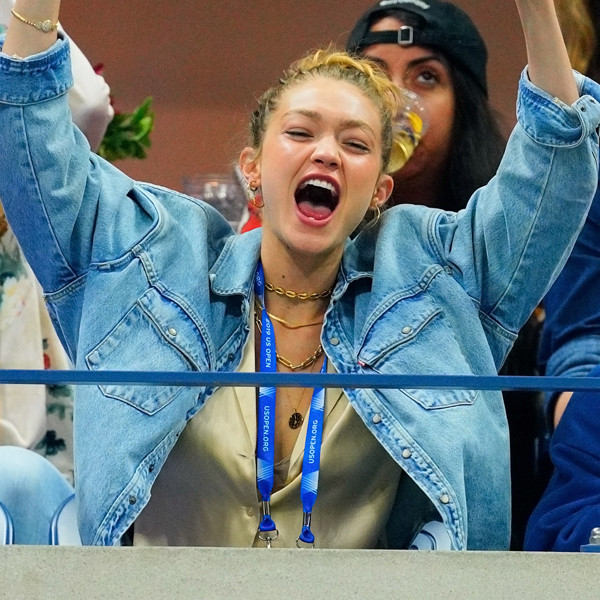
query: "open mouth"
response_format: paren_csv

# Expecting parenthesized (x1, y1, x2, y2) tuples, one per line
(295, 178, 339, 221)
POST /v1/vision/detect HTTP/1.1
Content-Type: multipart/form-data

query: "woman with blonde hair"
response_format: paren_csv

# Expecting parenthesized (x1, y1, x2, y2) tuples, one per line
(0, 0, 598, 549)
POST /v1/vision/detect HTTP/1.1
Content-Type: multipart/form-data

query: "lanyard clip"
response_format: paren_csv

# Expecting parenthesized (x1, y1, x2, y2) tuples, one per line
(296, 512, 315, 548)
(258, 501, 278, 548)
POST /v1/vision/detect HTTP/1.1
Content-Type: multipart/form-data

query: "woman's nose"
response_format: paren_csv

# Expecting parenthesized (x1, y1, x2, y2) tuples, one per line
(311, 137, 340, 168)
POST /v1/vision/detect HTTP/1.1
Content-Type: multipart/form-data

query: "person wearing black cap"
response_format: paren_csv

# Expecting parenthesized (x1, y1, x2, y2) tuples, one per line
(347, 0, 548, 551)
(346, 0, 505, 213)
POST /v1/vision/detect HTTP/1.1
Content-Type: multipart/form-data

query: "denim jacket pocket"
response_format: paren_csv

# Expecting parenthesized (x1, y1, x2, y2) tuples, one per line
(357, 291, 479, 409)
(85, 289, 208, 415)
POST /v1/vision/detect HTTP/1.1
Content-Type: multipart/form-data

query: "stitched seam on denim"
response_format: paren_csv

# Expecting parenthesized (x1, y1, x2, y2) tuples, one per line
(209, 229, 260, 296)
(19, 105, 78, 285)
(92, 429, 181, 545)
(518, 74, 587, 147)
(350, 386, 465, 548)
(358, 264, 444, 344)
(489, 147, 555, 327)
(130, 264, 215, 370)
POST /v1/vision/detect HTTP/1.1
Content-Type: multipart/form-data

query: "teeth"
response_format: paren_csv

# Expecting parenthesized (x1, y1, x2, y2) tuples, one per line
(300, 179, 338, 197)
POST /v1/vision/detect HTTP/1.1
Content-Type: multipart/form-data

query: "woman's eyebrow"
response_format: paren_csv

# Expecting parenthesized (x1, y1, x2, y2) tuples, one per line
(365, 52, 445, 72)
(406, 54, 445, 69)
(283, 109, 376, 136)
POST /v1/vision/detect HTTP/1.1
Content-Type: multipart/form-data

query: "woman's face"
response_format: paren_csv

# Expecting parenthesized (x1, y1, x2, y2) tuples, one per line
(363, 16, 456, 184)
(241, 76, 393, 260)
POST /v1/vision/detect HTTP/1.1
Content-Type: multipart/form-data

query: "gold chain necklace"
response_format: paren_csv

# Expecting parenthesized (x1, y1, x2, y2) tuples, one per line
(254, 308, 324, 371)
(265, 281, 332, 301)
(276, 344, 324, 371)
(254, 299, 323, 330)
(288, 356, 320, 429)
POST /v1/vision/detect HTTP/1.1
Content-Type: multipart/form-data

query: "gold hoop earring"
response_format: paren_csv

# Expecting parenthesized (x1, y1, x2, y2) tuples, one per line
(249, 180, 264, 209)
(366, 204, 381, 229)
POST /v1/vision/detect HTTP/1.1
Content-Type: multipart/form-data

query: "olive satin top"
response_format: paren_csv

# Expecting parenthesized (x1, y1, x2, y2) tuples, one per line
(134, 320, 403, 548)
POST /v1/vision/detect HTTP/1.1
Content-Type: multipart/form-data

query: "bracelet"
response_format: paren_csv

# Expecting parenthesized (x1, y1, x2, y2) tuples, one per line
(10, 8, 58, 33)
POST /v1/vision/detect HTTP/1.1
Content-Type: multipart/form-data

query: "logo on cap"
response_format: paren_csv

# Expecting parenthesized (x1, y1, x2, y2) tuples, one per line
(379, 0, 431, 9)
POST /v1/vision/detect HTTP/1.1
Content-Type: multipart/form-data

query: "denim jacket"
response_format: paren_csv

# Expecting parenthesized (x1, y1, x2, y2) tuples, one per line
(1, 38, 599, 549)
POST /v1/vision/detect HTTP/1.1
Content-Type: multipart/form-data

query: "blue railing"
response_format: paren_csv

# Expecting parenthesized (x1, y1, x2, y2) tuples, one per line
(0, 369, 599, 393)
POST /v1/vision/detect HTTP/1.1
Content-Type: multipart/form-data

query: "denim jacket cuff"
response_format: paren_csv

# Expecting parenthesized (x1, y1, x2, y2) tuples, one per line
(517, 67, 600, 147)
(0, 34, 71, 105)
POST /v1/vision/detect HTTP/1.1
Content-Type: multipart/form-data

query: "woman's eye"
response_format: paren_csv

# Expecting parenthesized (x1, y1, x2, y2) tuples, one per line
(286, 129, 311, 138)
(415, 69, 440, 86)
(345, 140, 370, 152)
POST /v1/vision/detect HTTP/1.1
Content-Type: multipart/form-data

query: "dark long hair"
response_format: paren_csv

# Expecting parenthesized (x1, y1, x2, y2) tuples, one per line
(442, 63, 506, 212)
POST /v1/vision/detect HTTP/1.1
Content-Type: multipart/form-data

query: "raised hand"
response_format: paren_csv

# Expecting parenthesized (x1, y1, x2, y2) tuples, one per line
(3, 0, 61, 58)
(515, 0, 579, 104)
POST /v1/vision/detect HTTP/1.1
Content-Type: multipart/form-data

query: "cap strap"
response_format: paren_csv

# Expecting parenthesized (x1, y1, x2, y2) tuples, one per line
(356, 28, 480, 53)
(358, 28, 413, 49)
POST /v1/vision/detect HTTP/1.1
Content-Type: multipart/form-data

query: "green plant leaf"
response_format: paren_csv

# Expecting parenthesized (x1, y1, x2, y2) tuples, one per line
(97, 97, 155, 162)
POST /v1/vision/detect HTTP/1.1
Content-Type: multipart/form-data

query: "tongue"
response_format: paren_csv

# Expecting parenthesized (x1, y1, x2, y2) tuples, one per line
(297, 201, 332, 220)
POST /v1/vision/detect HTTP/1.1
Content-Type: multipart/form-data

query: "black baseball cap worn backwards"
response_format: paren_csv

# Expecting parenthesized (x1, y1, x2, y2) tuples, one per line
(346, 0, 488, 95)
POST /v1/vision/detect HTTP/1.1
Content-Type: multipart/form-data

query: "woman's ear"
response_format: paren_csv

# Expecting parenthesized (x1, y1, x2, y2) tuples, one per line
(239, 147, 261, 188)
(371, 174, 394, 209)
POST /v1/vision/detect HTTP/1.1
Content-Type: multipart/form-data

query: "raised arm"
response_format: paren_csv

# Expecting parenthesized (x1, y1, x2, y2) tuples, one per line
(515, 0, 579, 104)
(2, 0, 112, 150)
(433, 0, 600, 369)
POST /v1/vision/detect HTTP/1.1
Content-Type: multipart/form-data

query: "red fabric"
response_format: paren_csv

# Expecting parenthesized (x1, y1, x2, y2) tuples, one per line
(240, 201, 263, 233)
(240, 214, 262, 233)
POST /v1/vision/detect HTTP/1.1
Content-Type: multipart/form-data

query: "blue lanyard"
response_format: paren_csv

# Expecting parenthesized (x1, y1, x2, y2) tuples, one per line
(254, 263, 326, 548)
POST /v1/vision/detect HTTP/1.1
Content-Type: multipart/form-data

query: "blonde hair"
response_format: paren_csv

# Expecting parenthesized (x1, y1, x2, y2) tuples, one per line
(555, 0, 596, 73)
(248, 48, 404, 173)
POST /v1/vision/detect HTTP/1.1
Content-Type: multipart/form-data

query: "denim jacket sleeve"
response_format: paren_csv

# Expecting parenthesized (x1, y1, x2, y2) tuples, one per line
(536, 168, 600, 413)
(435, 69, 600, 361)
(0, 36, 150, 293)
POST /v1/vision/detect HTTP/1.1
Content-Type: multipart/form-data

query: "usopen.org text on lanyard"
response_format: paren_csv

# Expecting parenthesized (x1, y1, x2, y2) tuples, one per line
(254, 263, 326, 548)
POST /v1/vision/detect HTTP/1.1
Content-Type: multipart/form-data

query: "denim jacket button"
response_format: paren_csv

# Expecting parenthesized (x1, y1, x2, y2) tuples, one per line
(440, 494, 450, 504)
(129, 495, 137, 505)
(167, 327, 177, 336)
(402, 449, 412, 459)
(330, 337, 340, 346)
(401, 326, 412, 335)
(372, 413, 382, 424)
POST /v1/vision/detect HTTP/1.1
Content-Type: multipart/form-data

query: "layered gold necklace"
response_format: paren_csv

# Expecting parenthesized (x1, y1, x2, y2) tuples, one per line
(264, 281, 332, 301)
(255, 281, 330, 428)
(254, 300, 324, 371)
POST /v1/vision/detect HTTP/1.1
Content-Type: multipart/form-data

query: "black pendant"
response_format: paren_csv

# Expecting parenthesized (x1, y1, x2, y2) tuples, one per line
(289, 412, 304, 429)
